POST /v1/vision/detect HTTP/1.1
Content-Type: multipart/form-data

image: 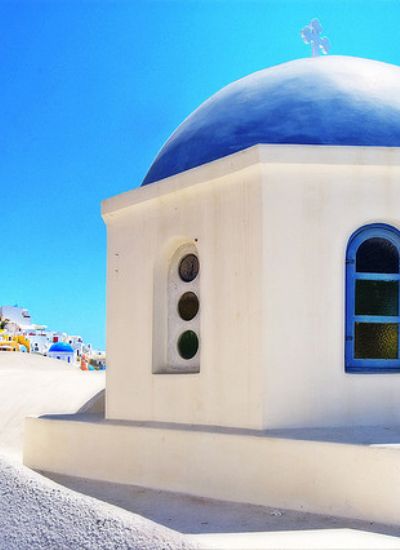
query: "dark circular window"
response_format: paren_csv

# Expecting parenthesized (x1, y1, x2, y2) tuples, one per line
(177, 330, 199, 360)
(179, 254, 199, 282)
(178, 292, 199, 321)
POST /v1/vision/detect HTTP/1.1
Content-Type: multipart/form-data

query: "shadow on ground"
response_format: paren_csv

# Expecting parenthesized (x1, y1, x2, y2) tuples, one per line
(42, 471, 400, 538)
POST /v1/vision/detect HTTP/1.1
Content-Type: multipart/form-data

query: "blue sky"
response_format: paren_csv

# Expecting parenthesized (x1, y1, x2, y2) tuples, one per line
(1, 0, 399, 349)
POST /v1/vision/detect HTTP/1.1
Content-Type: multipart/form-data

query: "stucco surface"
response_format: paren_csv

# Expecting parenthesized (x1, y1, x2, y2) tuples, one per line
(105, 153, 265, 429)
(260, 147, 400, 428)
(0, 352, 104, 456)
(23, 415, 400, 526)
(103, 144, 400, 430)
(42, 472, 400, 547)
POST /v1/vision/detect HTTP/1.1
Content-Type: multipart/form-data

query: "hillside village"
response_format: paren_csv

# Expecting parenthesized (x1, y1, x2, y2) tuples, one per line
(0, 305, 105, 370)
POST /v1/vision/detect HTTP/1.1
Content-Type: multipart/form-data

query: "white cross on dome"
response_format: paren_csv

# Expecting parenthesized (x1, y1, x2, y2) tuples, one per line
(301, 18, 330, 57)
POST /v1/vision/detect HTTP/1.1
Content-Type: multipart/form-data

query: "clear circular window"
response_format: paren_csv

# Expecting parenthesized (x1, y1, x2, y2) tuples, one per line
(178, 254, 199, 282)
(177, 330, 199, 360)
(178, 292, 199, 321)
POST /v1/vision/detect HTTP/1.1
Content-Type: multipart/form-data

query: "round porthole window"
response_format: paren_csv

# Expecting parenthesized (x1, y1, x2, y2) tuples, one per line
(178, 254, 199, 282)
(178, 292, 199, 321)
(177, 330, 199, 360)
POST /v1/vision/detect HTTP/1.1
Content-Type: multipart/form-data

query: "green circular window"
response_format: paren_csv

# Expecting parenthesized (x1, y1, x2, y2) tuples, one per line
(177, 330, 199, 360)
(178, 254, 199, 282)
(178, 292, 199, 321)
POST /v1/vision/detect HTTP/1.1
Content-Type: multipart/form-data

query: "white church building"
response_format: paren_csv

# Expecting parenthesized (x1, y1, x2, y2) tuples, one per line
(24, 55, 400, 525)
(47, 342, 75, 364)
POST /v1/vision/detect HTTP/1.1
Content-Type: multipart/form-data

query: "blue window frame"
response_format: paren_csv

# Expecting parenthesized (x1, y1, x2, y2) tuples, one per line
(346, 223, 400, 373)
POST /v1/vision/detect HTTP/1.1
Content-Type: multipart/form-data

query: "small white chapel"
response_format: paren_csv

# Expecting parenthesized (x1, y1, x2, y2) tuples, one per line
(24, 23, 400, 526)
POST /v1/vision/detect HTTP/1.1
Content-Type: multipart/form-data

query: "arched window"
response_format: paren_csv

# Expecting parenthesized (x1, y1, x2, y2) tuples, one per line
(346, 224, 400, 373)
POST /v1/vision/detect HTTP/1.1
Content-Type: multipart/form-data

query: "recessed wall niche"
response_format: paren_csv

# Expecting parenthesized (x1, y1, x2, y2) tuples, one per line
(152, 241, 200, 374)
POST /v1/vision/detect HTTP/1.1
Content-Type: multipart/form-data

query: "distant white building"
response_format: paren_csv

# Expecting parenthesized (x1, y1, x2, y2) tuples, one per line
(47, 342, 74, 364)
(66, 335, 84, 359)
(51, 332, 67, 343)
(0, 306, 33, 330)
(0, 305, 99, 365)
(29, 334, 50, 355)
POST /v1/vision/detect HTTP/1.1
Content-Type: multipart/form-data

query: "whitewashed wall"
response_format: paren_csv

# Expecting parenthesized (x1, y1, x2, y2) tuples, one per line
(260, 146, 400, 428)
(103, 145, 400, 430)
(103, 147, 266, 429)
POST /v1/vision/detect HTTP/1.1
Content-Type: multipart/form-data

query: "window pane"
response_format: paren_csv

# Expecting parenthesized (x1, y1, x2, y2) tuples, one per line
(355, 323, 398, 359)
(355, 280, 399, 316)
(177, 330, 199, 360)
(179, 254, 199, 282)
(178, 292, 199, 321)
(356, 238, 399, 273)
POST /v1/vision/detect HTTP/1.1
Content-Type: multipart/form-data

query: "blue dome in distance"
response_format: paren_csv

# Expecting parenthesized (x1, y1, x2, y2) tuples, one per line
(142, 56, 400, 185)
(49, 342, 74, 353)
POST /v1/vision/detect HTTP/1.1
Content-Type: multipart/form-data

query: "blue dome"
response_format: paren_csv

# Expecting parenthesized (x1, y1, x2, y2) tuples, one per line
(143, 56, 400, 185)
(49, 342, 74, 353)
